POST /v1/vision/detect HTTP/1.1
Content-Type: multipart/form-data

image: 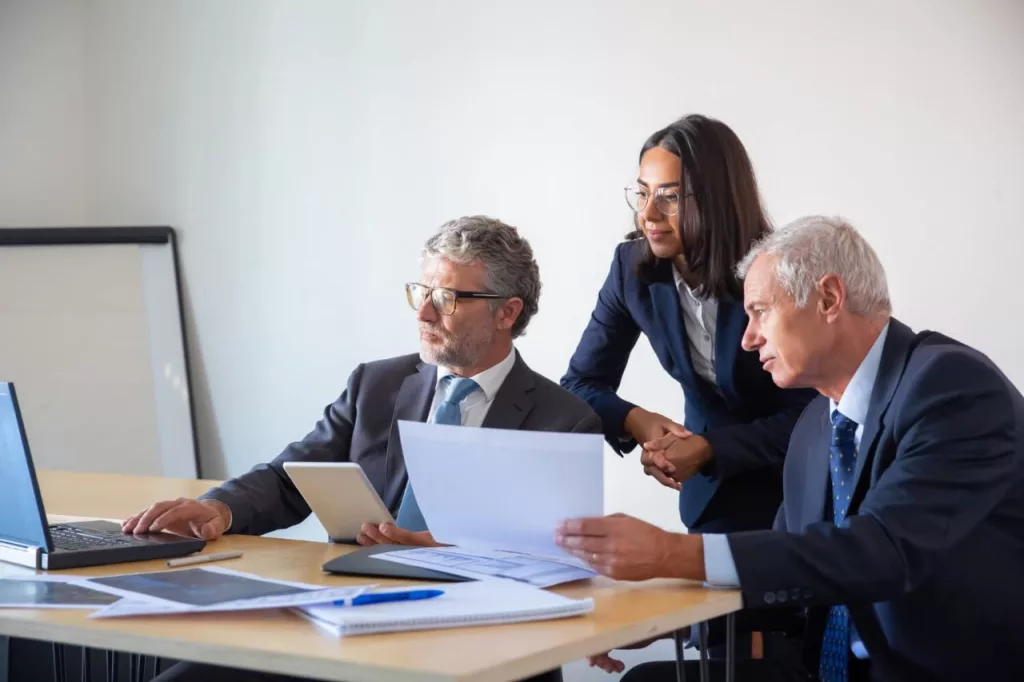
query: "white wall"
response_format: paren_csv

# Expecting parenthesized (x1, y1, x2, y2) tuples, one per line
(0, 0, 89, 222)
(2, 0, 1023, 677)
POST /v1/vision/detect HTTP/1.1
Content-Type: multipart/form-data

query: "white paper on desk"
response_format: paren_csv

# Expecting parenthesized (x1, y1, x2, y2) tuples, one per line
(397, 420, 604, 557)
(297, 579, 595, 636)
(86, 566, 373, 618)
(0, 575, 124, 609)
(374, 547, 596, 587)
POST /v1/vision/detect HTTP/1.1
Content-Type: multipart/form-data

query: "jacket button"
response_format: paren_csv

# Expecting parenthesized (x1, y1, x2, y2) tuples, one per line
(776, 589, 788, 603)
(764, 592, 776, 605)
(791, 588, 802, 602)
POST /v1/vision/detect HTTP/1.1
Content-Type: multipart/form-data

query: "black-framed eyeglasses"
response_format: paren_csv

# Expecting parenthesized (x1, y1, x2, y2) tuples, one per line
(405, 282, 508, 316)
(624, 185, 693, 217)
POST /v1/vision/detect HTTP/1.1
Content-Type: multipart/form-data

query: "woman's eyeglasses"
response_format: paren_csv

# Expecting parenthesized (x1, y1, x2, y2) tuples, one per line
(624, 185, 693, 217)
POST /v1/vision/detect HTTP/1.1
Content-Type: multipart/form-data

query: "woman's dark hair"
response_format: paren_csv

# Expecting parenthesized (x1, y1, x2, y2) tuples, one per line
(627, 114, 772, 300)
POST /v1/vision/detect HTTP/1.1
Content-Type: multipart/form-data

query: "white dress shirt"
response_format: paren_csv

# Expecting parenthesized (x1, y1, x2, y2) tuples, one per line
(673, 266, 718, 386)
(702, 323, 890, 658)
(431, 345, 517, 426)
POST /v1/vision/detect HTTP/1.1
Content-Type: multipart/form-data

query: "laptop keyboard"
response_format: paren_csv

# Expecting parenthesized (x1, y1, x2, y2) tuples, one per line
(49, 525, 132, 552)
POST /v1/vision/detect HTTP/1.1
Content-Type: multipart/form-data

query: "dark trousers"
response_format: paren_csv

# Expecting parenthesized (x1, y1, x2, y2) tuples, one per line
(154, 661, 563, 682)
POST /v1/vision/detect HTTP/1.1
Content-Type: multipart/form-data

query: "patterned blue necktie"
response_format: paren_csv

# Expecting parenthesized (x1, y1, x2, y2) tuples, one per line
(394, 375, 480, 531)
(820, 410, 859, 682)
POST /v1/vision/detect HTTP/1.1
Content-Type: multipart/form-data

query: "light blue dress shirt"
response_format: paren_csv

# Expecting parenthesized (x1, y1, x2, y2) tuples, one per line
(702, 323, 890, 658)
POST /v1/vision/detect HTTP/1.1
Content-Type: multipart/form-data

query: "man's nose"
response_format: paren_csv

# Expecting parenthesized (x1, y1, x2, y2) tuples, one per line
(741, 322, 760, 351)
(416, 297, 436, 322)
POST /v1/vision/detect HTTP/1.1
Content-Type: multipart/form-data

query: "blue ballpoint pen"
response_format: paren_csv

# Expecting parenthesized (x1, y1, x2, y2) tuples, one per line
(335, 589, 445, 607)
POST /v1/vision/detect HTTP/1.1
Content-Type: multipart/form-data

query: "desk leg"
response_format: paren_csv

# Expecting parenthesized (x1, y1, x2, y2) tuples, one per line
(52, 644, 66, 682)
(105, 651, 116, 682)
(80, 647, 90, 682)
(725, 613, 736, 682)
(698, 622, 709, 682)
(673, 629, 687, 682)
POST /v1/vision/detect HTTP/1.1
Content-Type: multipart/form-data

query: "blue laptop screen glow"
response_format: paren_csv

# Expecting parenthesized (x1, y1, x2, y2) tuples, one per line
(0, 384, 51, 549)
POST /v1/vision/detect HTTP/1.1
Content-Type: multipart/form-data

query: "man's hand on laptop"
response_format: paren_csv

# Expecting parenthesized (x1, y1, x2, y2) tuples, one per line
(122, 498, 231, 541)
(356, 522, 440, 548)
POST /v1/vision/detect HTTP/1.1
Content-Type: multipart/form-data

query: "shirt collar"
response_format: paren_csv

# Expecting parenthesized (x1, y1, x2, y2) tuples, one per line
(830, 322, 890, 426)
(435, 345, 516, 402)
(672, 266, 700, 300)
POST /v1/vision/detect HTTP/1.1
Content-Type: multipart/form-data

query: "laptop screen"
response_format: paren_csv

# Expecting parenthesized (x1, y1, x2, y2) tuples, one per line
(0, 383, 51, 550)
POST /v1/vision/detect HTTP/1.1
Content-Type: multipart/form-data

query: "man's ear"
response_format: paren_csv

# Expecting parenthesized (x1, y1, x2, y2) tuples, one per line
(817, 274, 846, 320)
(497, 297, 524, 332)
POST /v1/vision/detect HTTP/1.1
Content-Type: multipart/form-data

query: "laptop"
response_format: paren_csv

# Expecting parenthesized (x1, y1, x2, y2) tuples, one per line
(0, 382, 206, 570)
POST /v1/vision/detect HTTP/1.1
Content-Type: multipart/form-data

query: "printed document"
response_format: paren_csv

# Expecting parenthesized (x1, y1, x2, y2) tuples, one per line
(396, 420, 604, 558)
(374, 546, 595, 587)
(0, 575, 122, 609)
(85, 566, 370, 618)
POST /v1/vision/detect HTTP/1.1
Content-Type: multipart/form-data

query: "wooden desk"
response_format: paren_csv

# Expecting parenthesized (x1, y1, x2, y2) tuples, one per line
(1, 471, 742, 682)
(36, 469, 223, 519)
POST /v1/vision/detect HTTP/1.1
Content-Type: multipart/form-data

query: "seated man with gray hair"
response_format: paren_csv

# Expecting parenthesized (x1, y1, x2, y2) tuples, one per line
(557, 215, 1024, 682)
(125, 215, 600, 682)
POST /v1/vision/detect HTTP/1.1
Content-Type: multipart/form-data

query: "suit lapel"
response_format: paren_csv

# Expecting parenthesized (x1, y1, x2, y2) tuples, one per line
(482, 351, 535, 431)
(714, 296, 747, 403)
(649, 278, 698, 387)
(804, 397, 832, 523)
(385, 362, 436, 486)
(851, 319, 916, 496)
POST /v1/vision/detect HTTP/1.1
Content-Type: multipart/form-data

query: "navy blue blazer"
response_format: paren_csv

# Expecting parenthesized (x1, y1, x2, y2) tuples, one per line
(561, 240, 815, 531)
(728, 319, 1024, 681)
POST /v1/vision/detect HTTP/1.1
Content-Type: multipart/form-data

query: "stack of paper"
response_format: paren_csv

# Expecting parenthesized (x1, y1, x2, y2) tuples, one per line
(373, 546, 595, 587)
(1, 566, 597, 638)
(298, 579, 594, 636)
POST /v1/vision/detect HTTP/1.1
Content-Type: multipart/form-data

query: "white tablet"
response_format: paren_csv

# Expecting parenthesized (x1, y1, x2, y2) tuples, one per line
(282, 462, 394, 542)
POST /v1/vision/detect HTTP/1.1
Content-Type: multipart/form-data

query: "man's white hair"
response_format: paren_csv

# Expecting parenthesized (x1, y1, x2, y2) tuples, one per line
(736, 215, 892, 315)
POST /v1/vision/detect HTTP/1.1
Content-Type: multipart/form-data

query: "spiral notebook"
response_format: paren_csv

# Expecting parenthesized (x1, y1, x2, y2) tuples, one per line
(296, 580, 594, 636)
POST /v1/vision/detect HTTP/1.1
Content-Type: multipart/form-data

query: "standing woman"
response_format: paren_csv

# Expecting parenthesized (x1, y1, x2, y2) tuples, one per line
(562, 114, 815, 535)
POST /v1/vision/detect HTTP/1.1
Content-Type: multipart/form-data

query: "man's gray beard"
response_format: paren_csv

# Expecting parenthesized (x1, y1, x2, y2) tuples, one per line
(419, 338, 479, 369)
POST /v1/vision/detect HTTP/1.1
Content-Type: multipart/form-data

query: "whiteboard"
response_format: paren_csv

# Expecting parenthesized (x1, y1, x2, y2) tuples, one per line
(0, 227, 199, 478)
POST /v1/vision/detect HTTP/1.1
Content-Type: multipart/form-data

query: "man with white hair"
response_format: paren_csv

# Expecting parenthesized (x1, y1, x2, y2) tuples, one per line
(557, 216, 1024, 681)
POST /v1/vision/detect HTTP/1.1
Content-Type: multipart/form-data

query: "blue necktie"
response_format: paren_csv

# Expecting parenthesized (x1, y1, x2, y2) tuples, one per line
(394, 376, 480, 531)
(820, 410, 859, 682)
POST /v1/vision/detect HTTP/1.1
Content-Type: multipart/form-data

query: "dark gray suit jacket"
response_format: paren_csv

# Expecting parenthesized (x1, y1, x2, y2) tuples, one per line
(203, 351, 603, 536)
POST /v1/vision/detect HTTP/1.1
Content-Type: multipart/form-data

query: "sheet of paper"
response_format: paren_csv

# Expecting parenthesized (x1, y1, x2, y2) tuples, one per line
(0, 575, 122, 609)
(297, 579, 595, 636)
(87, 565, 314, 606)
(89, 584, 368, 618)
(374, 546, 597, 587)
(85, 566, 372, 618)
(397, 420, 604, 557)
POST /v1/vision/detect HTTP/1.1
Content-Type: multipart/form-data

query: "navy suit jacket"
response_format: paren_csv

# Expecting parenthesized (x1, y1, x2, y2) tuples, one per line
(728, 319, 1024, 681)
(561, 240, 815, 530)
